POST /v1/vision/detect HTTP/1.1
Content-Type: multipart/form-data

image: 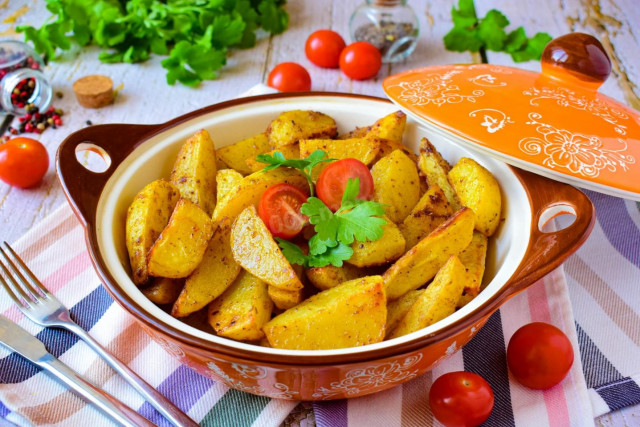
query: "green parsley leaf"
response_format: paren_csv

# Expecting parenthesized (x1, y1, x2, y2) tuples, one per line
(276, 238, 353, 268)
(335, 202, 387, 245)
(256, 150, 333, 196)
(477, 10, 509, 51)
(275, 238, 309, 266)
(302, 197, 338, 242)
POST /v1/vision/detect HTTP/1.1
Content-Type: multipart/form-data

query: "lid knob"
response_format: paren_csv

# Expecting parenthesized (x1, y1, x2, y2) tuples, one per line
(541, 33, 611, 90)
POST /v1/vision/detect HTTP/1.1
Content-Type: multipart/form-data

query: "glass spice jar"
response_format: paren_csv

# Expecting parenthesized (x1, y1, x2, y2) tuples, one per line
(0, 39, 52, 116)
(350, 0, 419, 63)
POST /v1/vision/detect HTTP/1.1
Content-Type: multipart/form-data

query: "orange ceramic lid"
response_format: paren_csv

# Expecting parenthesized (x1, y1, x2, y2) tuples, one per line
(383, 33, 640, 201)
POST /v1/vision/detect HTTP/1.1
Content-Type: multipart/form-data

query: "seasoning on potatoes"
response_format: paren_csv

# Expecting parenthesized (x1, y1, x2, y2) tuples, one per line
(216, 169, 244, 201)
(371, 149, 421, 223)
(456, 231, 488, 308)
(305, 264, 366, 291)
(267, 110, 337, 148)
(347, 218, 406, 267)
(216, 132, 270, 175)
(418, 137, 460, 210)
(399, 183, 454, 250)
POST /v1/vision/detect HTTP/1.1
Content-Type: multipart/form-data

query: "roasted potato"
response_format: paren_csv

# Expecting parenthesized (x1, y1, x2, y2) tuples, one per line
(208, 270, 273, 341)
(268, 285, 304, 310)
(385, 289, 422, 338)
(388, 255, 466, 338)
(245, 144, 300, 173)
(141, 277, 183, 305)
(448, 157, 502, 236)
(456, 231, 488, 308)
(306, 264, 366, 291)
(347, 218, 406, 267)
(418, 137, 460, 210)
(371, 149, 421, 223)
(216, 133, 270, 175)
(367, 110, 406, 144)
(231, 206, 303, 291)
(147, 199, 215, 278)
(299, 137, 381, 166)
(268, 110, 337, 148)
(263, 276, 386, 350)
(213, 168, 307, 222)
(399, 183, 454, 249)
(126, 179, 180, 285)
(171, 217, 241, 317)
(374, 139, 419, 164)
(170, 129, 217, 216)
(383, 207, 475, 300)
(216, 169, 243, 201)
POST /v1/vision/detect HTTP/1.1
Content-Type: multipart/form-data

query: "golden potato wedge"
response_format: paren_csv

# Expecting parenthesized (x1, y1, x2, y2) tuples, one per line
(147, 199, 215, 278)
(348, 218, 406, 267)
(170, 129, 217, 216)
(231, 206, 303, 291)
(216, 169, 243, 201)
(305, 264, 366, 291)
(245, 144, 300, 173)
(373, 139, 418, 164)
(399, 184, 454, 249)
(385, 289, 422, 338)
(263, 276, 386, 350)
(418, 138, 460, 211)
(371, 150, 421, 223)
(448, 157, 502, 236)
(338, 125, 371, 140)
(141, 277, 184, 305)
(457, 231, 488, 308)
(366, 110, 406, 144)
(171, 218, 241, 317)
(299, 137, 381, 166)
(126, 179, 180, 285)
(268, 285, 304, 310)
(208, 270, 272, 341)
(212, 168, 307, 222)
(216, 133, 270, 175)
(388, 256, 467, 338)
(383, 207, 475, 300)
(268, 110, 337, 148)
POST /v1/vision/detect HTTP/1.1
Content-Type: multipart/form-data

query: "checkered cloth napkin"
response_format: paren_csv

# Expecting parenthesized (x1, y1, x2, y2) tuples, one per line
(1, 86, 639, 426)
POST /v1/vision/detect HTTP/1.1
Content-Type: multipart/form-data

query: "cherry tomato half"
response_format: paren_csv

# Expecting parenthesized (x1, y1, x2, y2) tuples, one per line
(267, 62, 311, 92)
(258, 183, 309, 239)
(316, 158, 374, 211)
(305, 29, 346, 68)
(507, 322, 574, 389)
(429, 371, 494, 427)
(0, 137, 48, 188)
(339, 41, 382, 80)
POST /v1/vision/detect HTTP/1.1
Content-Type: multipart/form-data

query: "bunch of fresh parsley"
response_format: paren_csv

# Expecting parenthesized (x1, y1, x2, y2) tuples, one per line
(17, 0, 289, 87)
(257, 151, 388, 268)
(444, 0, 552, 62)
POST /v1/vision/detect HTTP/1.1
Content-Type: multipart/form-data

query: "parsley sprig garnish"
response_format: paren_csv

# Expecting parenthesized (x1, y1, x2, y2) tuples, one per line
(256, 149, 334, 196)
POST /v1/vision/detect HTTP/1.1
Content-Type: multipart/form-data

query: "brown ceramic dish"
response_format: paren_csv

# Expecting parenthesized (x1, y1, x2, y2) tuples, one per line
(56, 93, 594, 400)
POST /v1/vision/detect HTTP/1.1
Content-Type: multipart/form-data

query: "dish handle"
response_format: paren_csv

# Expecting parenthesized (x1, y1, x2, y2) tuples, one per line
(56, 123, 160, 226)
(502, 168, 595, 295)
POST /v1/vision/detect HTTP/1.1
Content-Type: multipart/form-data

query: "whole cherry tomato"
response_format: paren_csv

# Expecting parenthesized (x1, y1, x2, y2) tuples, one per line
(267, 62, 311, 92)
(305, 29, 346, 68)
(339, 41, 382, 80)
(258, 183, 309, 239)
(316, 158, 374, 211)
(0, 137, 48, 188)
(507, 322, 574, 389)
(429, 371, 494, 427)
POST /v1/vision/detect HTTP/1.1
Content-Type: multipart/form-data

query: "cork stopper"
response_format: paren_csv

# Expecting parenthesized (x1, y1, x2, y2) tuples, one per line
(72, 75, 114, 108)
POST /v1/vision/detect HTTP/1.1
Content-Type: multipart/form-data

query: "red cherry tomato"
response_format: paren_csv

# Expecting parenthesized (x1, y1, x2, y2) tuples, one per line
(429, 371, 494, 427)
(258, 183, 309, 239)
(507, 322, 574, 389)
(339, 41, 382, 80)
(305, 29, 346, 68)
(267, 62, 311, 92)
(0, 137, 48, 188)
(316, 158, 374, 211)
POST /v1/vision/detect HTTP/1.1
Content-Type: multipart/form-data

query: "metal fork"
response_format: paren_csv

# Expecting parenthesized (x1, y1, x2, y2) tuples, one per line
(0, 242, 198, 427)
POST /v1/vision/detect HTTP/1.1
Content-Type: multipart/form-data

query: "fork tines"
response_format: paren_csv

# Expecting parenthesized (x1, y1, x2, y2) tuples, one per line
(0, 242, 48, 307)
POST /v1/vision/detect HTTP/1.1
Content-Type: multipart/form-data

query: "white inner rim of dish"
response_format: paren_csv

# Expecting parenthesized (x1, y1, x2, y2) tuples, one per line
(97, 96, 531, 357)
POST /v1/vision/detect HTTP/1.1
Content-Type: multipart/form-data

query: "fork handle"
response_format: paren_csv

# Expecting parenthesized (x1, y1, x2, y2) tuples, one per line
(41, 355, 154, 427)
(68, 323, 198, 427)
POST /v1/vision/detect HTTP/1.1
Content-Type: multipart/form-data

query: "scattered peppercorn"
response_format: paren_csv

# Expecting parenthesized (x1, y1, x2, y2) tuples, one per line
(85, 120, 93, 126)
(1, 103, 64, 138)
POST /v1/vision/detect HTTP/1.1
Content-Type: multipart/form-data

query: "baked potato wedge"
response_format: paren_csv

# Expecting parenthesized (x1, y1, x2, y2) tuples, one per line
(347, 218, 406, 267)
(305, 264, 366, 291)
(245, 144, 300, 173)
(299, 137, 382, 179)
(216, 132, 270, 175)
(170, 129, 217, 216)
(216, 169, 243, 201)
(366, 110, 406, 144)
(126, 179, 180, 285)
(388, 255, 466, 338)
(171, 217, 241, 317)
(383, 207, 475, 300)
(399, 183, 454, 249)
(147, 199, 215, 278)
(371, 149, 421, 223)
(231, 206, 303, 291)
(448, 157, 502, 236)
(385, 289, 422, 338)
(263, 276, 386, 350)
(418, 137, 460, 211)
(208, 270, 272, 341)
(268, 285, 304, 310)
(141, 277, 183, 305)
(268, 110, 337, 148)
(457, 231, 488, 308)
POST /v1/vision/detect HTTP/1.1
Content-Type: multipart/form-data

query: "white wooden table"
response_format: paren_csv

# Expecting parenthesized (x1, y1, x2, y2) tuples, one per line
(1, 1, 639, 425)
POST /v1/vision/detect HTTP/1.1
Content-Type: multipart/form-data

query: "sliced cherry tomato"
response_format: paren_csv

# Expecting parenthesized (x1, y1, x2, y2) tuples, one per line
(305, 29, 346, 68)
(429, 371, 494, 427)
(339, 41, 382, 80)
(258, 183, 308, 239)
(267, 62, 311, 92)
(316, 158, 374, 211)
(507, 322, 574, 389)
(0, 137, 48, 188)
